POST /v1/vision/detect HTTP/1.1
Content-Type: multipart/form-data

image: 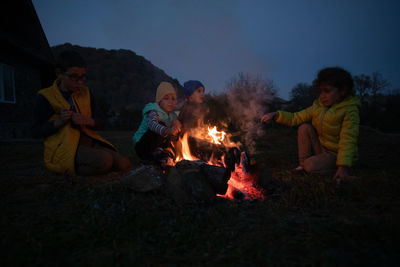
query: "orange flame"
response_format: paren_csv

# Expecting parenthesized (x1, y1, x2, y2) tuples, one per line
(175, 132, 199, 162)
(207, 126, 226, 145)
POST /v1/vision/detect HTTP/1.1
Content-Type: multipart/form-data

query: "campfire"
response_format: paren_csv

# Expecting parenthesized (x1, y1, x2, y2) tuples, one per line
(172, 125, 264, 201)
(124, 125, 266, 203)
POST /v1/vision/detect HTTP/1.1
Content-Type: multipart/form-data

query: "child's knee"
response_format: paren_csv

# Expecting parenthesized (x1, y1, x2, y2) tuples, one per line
(303, 158, 317, 173)
(98, 151, 114, 172)
(115, 155, 132, 172)
(298, 123, 313, 135)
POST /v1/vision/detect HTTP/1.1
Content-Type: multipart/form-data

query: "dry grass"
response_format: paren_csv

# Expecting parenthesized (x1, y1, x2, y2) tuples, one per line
(0, 128, 399, 266)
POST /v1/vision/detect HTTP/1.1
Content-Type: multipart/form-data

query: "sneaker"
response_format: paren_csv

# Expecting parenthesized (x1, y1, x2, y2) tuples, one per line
(288, 165, 305, 174)
(152, 147, 174, 169)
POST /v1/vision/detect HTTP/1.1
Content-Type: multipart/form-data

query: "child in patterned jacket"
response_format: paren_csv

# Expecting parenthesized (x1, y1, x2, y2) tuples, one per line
(133, 82, 181, 166)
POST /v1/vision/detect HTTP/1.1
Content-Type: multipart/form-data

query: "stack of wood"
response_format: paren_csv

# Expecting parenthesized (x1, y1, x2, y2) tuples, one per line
(123, 160, 230, 204)
(186, 136, 247, 173)
(122, 135, 271, 203)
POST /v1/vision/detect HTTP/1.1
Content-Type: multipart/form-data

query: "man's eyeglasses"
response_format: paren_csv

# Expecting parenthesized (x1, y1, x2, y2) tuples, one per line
(65, 72, 86, 82)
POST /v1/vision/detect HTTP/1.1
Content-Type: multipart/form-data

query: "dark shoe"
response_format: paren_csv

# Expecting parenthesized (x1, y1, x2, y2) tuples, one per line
(152, 148, 174, 169)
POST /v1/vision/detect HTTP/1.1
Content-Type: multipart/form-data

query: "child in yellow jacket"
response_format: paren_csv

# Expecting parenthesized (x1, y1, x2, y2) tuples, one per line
(261, 67, 361, 181)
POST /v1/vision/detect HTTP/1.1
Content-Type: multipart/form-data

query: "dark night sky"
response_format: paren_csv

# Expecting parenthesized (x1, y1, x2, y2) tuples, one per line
(33, 0, 400, 99)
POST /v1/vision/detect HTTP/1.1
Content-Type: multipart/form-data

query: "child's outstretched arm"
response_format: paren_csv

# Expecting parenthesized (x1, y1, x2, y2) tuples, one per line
(261, 112, 278, 123)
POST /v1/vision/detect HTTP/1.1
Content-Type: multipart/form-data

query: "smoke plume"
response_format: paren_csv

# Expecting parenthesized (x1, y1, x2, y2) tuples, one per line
(226, 73, 275, 154)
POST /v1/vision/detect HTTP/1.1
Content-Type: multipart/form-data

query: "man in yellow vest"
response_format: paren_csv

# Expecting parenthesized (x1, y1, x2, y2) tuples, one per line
(32, 50, 132, 176)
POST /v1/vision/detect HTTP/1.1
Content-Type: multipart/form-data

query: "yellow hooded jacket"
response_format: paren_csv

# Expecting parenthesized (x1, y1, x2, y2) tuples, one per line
(276, 96, 361, 167)
(38, 80, 115, 175)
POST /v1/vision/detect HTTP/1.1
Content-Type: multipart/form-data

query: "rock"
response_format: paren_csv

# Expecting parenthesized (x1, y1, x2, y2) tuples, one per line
(183, 169, 216, 204)
(166, 167, 216, 204)
(176, 160, 229, 195)
(123, 165, 163, 192)
(165, 167, 191, 203)
(200, 164, 229, 194)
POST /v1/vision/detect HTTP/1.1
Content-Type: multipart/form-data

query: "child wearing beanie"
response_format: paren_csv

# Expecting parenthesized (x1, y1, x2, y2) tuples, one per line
(133, 82, 181, 166)
(178, 80, 208, 132)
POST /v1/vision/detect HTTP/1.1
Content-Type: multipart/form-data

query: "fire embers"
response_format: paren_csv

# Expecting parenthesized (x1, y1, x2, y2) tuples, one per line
(218, 147, 263, 200)
(223, 166, 265, 201)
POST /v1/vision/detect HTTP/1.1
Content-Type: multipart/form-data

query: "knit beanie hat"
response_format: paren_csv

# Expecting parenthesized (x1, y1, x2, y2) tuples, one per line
(183, 80, 204, 98)
(156, 82, 176, 103)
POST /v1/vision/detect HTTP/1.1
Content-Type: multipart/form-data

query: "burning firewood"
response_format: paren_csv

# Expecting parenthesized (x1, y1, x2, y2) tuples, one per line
(183, 135, 249, 174)
(187, 136, 225, 163)
(170, 126, 265, 202)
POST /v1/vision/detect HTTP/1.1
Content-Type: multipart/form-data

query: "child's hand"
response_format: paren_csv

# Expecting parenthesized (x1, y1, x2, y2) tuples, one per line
(60, 108, 73, 121)
(54, 108, 73, 128)
(333, 166, 357, 183)
(72, 112, 95, 127)
(166, 124, 181, 136)
(261, 112, 278, 123)
(173, 120, 182, 131)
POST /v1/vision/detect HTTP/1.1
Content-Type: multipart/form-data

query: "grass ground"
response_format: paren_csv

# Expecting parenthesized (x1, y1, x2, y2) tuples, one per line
(0, 127, 399, 266)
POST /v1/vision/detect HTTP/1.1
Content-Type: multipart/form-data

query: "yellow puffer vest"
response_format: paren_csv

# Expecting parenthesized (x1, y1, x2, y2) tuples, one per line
(38, 80, 115, 175)
(276, 96, 361, 167)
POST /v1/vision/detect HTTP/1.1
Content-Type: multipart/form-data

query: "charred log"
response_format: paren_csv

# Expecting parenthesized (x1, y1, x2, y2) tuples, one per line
(182, 135, 251, 174)
(175, 160, 229, 194)
(187, 136, 225, 162)
(224, 147, 241, 173)
(240, 151, 250, 174)
(175, 160, 204, 169)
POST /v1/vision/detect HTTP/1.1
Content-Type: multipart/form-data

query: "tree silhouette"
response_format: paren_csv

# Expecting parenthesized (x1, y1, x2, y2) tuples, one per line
(288, 83, 318, 111)
(370, 72, 390, 98)
(354, 72, 389, 103)
(354, 74, 371, 103)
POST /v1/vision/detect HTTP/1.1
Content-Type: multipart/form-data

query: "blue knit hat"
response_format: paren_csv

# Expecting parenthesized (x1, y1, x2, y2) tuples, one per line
(183, 80, 204, 98)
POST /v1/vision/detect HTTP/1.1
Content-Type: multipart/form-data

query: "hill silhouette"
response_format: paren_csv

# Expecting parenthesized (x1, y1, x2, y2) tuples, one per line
(52, 43, 184, 130)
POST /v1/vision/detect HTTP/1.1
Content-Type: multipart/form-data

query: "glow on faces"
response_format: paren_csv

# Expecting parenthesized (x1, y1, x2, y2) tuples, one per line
(188, 86, 205, 104)
(59, 67, 86, 92)
(159, 93, 177, 113)
(319, 85, 341, 107)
